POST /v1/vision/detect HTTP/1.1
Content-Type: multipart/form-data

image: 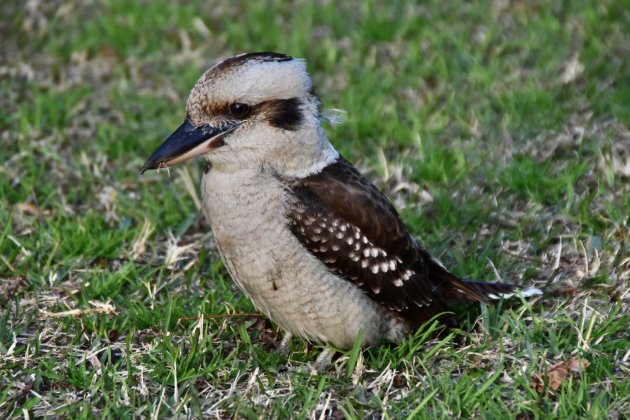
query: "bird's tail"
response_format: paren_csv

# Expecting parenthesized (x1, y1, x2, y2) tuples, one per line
(459, 280, 542, 301)
(437, 270, 542, 303)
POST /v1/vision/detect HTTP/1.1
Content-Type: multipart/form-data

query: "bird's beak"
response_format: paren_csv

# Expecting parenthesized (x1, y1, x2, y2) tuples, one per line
(141, 120, 237, 174)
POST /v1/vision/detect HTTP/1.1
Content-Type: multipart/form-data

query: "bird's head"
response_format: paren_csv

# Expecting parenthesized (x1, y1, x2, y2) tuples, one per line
(142, 52, 337, 177)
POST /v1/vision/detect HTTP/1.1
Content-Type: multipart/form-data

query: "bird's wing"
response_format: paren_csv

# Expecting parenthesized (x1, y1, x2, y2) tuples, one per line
(287, 156, 469, 325)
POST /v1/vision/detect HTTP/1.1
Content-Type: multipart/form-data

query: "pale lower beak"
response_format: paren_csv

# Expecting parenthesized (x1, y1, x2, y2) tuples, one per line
(141, 120, 237, 173)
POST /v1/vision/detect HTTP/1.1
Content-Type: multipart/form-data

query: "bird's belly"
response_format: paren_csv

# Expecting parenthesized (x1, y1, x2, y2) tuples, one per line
(201, 169, 407, 348)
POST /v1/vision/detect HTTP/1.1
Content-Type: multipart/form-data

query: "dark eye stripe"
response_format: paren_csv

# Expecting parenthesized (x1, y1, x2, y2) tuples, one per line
(219, 98, 304, 130)
(263, 98, 303, 131)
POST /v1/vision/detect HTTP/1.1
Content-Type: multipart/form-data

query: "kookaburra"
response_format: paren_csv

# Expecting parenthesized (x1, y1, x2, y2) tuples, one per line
(142, 52, 541, 350)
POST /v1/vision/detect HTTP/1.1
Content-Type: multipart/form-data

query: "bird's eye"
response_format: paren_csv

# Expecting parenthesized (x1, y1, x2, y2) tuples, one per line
(229, 103, 250, 119)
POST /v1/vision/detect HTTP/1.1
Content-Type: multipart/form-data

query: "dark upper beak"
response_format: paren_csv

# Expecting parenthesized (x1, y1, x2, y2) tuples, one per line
(141, 120, 235, 174)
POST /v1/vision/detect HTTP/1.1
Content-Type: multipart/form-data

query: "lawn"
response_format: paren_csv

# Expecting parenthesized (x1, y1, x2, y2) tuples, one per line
(1, 0, 628, 418)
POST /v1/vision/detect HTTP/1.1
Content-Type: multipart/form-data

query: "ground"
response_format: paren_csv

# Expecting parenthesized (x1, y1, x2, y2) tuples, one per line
(0, 0, 628, 418)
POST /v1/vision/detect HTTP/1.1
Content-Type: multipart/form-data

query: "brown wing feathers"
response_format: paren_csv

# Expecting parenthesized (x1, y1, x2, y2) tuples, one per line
(289, 185, 412, 312)
(288, 156, 478, 327)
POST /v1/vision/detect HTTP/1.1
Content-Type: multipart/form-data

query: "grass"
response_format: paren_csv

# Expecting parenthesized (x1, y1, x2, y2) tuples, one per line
(1, 0, 628, 417)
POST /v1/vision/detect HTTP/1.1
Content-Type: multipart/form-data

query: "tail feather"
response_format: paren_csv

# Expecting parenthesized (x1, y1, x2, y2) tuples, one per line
(462, 280, 542, 300)
(428, 260, 542, 313)
(437, 271, 543, 303)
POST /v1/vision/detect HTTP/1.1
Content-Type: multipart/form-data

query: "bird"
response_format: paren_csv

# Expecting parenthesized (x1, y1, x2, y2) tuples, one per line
(142, 52, 541, 354)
